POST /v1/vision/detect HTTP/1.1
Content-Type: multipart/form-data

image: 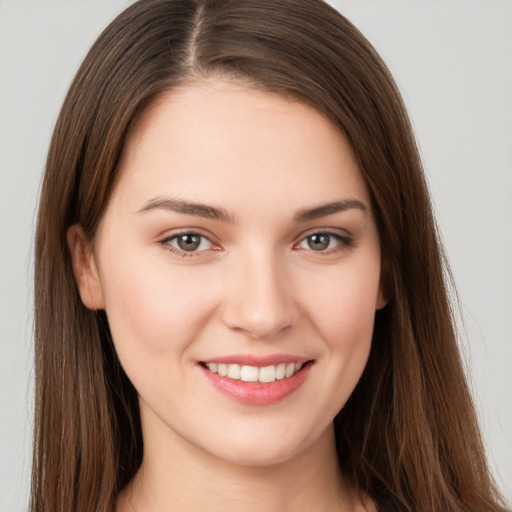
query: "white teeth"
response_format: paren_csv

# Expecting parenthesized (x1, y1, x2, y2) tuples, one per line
(275, 363, 286, 380)
(285, 363, 295, 378)
(206, 362, 218, 373)
(240, 365, 259, 382)
(227, 363, 241, 379)
(259, 365, 276, 383)
(204, 361, 305, 383)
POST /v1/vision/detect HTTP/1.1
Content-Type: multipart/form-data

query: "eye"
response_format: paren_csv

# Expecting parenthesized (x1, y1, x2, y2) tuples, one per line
(296, 232, 352, 252)
(161, 232, 214, 254)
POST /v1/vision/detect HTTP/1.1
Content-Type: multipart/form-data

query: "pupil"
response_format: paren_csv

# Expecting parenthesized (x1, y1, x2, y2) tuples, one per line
(177, 234, 200, 251)
(308, 234, 329, 251)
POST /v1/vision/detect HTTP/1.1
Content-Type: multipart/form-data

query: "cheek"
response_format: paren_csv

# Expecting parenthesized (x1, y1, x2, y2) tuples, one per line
(301, 259, 380, 403)
(287, 259, 381, 427)
(98, 250, 220, 362)
(305, 262, 381, 347)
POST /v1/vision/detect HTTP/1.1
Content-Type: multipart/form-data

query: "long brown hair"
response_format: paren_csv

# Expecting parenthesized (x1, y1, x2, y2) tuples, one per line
(32, 1, 507, 511)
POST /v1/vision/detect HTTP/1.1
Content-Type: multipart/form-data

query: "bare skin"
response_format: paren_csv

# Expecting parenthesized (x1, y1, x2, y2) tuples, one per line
(116, 423, 375, 512)
(68, 79, 384, 512)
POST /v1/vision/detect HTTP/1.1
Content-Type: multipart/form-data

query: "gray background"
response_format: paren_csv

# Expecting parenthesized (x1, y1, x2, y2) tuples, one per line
(1, 1, 510, 510)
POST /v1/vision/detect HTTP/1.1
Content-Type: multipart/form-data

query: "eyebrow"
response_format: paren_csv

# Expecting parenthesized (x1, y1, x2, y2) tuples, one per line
(137, 197, 234, 223)
(137, 196, 367, 224)
(293, 199, 368, 223)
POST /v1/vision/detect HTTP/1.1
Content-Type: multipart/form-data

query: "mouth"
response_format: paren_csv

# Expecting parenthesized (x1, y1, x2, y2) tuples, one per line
(200, 361, 309, 383)
(198, 359, 314, 405)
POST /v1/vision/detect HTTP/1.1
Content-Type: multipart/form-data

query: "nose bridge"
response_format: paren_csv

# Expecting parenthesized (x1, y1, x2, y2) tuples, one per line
(222, 243, 297, 339)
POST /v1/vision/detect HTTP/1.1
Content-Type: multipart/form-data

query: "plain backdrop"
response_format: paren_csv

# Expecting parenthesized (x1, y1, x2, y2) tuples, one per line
(0, 1, 510, 510)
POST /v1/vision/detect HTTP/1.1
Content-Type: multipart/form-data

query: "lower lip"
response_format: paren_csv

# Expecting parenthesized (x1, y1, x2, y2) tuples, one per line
(199, 363, 312, 405)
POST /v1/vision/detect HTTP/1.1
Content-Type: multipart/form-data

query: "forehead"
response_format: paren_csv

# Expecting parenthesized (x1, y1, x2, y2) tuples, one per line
(113, 80, 370, 215)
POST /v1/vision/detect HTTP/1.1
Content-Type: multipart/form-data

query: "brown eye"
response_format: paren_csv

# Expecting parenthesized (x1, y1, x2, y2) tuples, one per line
(296, 231, 353, 253)
(307, 233, 331, 251)
(163, 233, 214, 254)
(176, 234, 201, 251)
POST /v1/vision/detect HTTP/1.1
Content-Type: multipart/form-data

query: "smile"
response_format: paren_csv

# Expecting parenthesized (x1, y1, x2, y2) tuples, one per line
(203, 362, 303, 383)
(199, 359, 313, 405)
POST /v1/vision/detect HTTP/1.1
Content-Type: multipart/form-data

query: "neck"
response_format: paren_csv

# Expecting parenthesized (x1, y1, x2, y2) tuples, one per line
(116, 413, 363, 512)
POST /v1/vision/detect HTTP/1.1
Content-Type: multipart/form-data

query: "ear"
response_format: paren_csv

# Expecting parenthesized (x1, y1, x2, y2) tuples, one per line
(376, 285, 388, 311)
(376, 257, 391, 310)
(67, 224, 105, 310)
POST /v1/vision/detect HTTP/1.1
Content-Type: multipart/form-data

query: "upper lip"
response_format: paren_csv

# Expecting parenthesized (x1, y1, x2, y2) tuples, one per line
(200, 354, 312, 367)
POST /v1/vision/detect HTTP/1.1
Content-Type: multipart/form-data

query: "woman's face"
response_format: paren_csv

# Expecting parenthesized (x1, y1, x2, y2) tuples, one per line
(71, 80, 386, 466)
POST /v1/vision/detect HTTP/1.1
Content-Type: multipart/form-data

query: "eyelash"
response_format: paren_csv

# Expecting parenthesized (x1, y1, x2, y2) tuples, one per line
(159, 231, 218, 258)
(159, 230, 353, 257)
(294, 232, 354, 254)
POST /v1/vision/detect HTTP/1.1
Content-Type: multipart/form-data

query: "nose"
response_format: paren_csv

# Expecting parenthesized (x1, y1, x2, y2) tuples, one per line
(221, 248, 299, 340)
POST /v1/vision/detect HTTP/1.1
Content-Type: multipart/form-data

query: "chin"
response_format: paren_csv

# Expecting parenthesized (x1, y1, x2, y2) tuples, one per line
(195, 422, 326, 468)
(212, 442, 302, 468)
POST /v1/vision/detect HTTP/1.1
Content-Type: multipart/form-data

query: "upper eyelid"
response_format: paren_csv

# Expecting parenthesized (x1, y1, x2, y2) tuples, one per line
(294, 226, 352, 242)
(159, 231, 217, 252)
(295, 232, 351, 246)
(159, 228, 217, 243)
(157, 227, 352, 248)
(293, 229, 354, 252)
(160, 233, 218, 257)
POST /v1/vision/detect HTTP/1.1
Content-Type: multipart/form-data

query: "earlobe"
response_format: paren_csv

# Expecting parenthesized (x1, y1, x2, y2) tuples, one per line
(376, 286, 388, 310)
(66, 224, 105, 310)
(376, 258, 391, 310)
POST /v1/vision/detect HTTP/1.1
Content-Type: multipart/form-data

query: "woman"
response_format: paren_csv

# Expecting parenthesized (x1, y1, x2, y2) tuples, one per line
(32, 1, 508, 511)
